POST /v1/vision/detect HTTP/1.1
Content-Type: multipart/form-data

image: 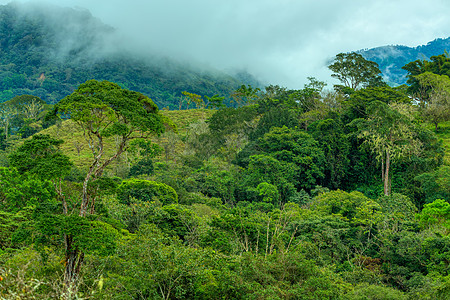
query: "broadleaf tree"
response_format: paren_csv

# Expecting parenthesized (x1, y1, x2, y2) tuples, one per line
(352, 101, 422, 196)
(328, 52, 384, 91)
(53, 79, 166, 288)
(414, 72, 450, 131)
(8, 134, 77, 289)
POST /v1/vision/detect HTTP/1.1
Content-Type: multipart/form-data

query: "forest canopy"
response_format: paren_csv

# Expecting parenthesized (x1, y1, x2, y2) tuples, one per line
(0, 3, 449, 298)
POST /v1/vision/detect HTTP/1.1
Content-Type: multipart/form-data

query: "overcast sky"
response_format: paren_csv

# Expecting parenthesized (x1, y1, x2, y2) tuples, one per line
(2, 0, 450, 88)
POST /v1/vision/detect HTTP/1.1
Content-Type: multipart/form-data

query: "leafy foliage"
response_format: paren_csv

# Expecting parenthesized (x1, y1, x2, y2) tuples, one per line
(117, 179, 178, 205)
(1, 13, 450, 297)
(328, 52, 384, 91)
(9, 134, 72, 180)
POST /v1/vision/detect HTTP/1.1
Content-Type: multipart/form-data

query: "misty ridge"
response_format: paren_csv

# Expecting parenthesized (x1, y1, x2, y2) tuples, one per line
(359, 38, 450, 85)
(1, 1, 450, 107)
(4, 2, 117, 62)
(0, 1, 254, 107)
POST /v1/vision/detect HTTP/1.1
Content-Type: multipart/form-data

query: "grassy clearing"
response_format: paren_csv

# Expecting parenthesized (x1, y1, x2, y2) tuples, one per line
(39, 119, 126, 175)
(36, 109, 216, 175)
(161, 109, 214, 137)
(36, 113, 450, 173)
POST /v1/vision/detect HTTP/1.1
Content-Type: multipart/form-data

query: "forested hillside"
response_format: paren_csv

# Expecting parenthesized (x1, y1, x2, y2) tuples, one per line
(359, 37, 450, 85)
(0, 46, 449, 298)
(0, 2, 249, 108)
(1, 2, 450, 299)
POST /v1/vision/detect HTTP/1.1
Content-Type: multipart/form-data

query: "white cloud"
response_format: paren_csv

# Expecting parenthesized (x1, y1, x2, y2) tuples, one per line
(2, 0, 450, 88)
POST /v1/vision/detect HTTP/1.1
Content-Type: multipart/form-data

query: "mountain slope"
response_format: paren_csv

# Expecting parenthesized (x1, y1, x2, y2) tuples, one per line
(358, 38, 450, 86)
(0, 2, 250, 108)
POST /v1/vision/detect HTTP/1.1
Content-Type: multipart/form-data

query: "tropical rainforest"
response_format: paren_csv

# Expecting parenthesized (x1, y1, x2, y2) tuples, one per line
(0, 2, 252, 108)
(1, 2, 450, 300)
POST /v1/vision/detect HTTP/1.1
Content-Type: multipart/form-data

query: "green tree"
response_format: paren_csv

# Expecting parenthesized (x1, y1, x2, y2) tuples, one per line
(0, 127, 6, 150)
(7, 94, 47, 120)
(127, 139, 162, 175)
(352, 101, 422, 196)
(344, 284, 408, 300)
(7, 135, 85, 292)
(54, 79, 165, 289)
(250, 106, 298, 140)
(101, 224, 211, 299)
(256, 126, 325, 191)
(344, 86, 411, 121)
(208, 106, 259, 136)
(310, 190, 370, 221)
(241, 127, 325, 204)
(231, 84, 261, 106)
(290, 77, 326, 113)
(417, 199, 450, 233)
(22, 98, 45, 120)
(204, 94, 225, 109)
(184, 120, 217, 159)
(182, 91, 203, 109)
(415, 72, 450, 131)
(311, 118, 350, 189)
(8, 134, 72, 207)
(207, 106, 258, 161)
(415, 166, 450, 204)
(328, 52, 384, 91)
(0, 95, 49, 139)
(244, 154, 298, 204)
(0, 102, 18, 139)
(255, 182, 280, 204)
(55, 79, 165, 217)
(184, 158, 239, 204)
(117, 179, 178, 206)
(402, 53, 450, 96)
(0, 167, 56, 213)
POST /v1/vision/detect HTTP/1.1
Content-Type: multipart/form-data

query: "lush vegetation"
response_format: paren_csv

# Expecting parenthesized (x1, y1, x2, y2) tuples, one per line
(0, 47, 450, 299)
(1, 3, 450, 299)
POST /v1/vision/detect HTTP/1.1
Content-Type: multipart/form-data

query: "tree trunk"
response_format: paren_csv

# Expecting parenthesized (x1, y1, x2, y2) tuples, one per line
(80, 166, 95, 217)
(4, 119, 9, 140)
(383, 150, 391, 196)
(64, 235, 84, 295)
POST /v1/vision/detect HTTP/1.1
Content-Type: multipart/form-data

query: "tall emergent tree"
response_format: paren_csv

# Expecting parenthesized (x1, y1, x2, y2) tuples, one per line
(352, 101, 422, 196)
(54, 79, 166, 288)
(0, 102, 18, 139)
(57, 80, 165, 216)
(328, 52, 384, 91)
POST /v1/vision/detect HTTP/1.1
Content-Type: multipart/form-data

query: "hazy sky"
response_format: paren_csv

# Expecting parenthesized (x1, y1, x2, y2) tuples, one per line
(2, 0, 450, 88)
